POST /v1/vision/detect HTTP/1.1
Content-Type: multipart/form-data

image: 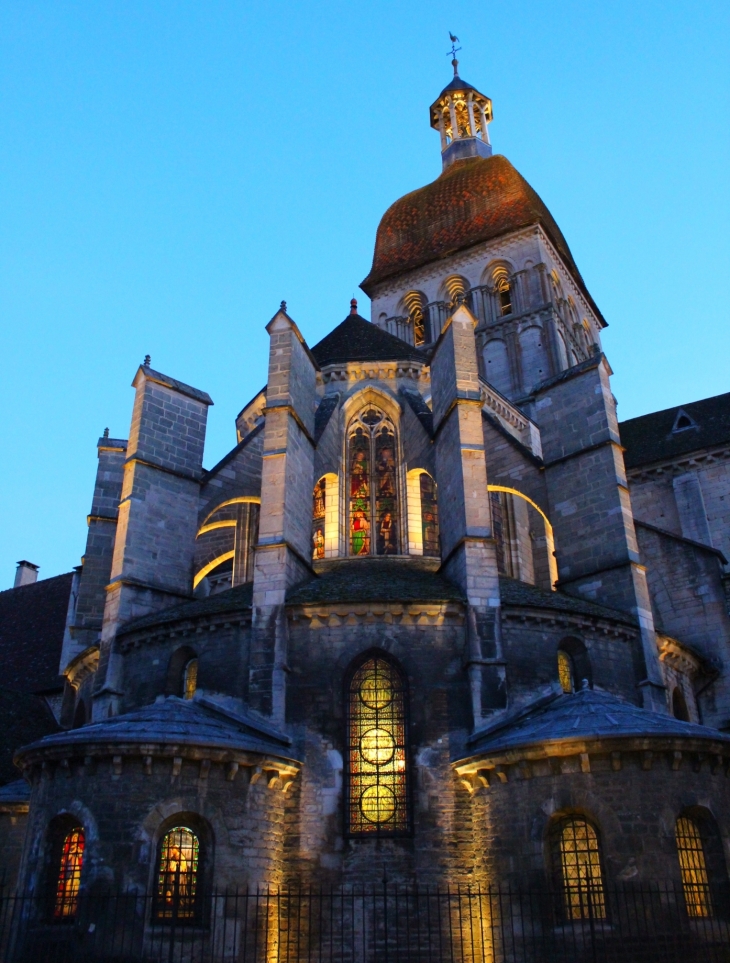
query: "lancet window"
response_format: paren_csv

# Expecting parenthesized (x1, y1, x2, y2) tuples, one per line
(348, 408, 399, 557)
(312, 477, 326, 559)
(53, 826, 85, 919)
(557, 650, 574, 694)
(676, 816, 712, 918)
(183, 658, 198, 700)
(155, 826, 201, 922)
(420, 473, 440, 556)
(550, 816, 606, 921)
(346, 655, 409, 836)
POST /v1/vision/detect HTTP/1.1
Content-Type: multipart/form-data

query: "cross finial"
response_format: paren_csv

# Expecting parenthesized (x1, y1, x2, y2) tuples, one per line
(350, 298, 358, 315)
(143, 354, 151, 367)
(447, 32, 461, 75)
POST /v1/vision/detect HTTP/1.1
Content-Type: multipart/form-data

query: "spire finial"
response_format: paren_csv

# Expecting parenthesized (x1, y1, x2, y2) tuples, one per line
(350, 298, 358, 316)
(447, 32, 461, 75)
(103, 427, 109, 438)
(143, 354, 151, 367)
(280, 300, 287, 313)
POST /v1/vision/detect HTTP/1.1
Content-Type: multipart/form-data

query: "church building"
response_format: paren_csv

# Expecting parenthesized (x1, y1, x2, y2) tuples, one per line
(2, 55, 730, 954)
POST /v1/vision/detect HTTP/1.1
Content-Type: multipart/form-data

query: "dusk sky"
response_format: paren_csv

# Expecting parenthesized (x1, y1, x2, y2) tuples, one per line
(1, 0, 728, 585)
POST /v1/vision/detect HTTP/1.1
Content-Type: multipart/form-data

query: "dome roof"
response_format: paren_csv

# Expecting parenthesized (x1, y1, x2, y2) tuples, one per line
(361, 154, 604, 325)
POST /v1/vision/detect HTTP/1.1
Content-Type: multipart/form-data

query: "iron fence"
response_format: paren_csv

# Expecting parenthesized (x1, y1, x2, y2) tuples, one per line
(0, 882, 729, 963)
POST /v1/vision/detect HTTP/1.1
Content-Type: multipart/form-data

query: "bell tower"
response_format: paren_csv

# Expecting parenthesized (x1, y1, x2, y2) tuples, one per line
(430, 48, 493, 170)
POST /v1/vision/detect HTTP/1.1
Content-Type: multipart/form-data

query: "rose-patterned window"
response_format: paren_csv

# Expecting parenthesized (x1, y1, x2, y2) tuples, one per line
(348, 407, 399, 557)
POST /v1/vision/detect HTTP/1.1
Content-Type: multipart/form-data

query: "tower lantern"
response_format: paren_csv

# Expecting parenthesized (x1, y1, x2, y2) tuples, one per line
(429, 55, 492, 170)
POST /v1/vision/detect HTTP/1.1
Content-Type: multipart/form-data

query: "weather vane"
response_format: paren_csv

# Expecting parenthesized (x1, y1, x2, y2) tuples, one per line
(447, 32, 461, 75)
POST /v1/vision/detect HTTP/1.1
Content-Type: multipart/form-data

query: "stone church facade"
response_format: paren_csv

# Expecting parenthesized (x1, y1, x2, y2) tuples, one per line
(2, 61, 730, 933)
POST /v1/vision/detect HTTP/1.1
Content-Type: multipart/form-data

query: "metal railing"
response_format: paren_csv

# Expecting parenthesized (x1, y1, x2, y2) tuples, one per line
(0, 882, 729, 962)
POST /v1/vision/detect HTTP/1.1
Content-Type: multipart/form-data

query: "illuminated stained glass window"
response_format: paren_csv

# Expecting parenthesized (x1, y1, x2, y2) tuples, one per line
(312, 478, 326, 559)
(551, 816, 606, 921)
(558, 650, 574, 694)
(346, 656, 409, 835)
(54, 827, 85, 919)
(183, 659, 198, 700)
(155, 827, 200, 922)
(419, 473, 440, 556)
(676, 816, 712, 918)
(348, 408, 399, 557)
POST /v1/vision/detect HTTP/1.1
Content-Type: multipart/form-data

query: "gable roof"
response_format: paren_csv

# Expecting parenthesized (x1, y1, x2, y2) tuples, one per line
(0, 572, 74, 694)
(310, 313, 425, 367)
(620, 390, 730, 470)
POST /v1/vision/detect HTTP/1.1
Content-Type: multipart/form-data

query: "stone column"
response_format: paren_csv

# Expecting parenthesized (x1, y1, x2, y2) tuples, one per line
(93, 364, 213, 719)
(430, 304, 504, 725)
(250, 306, 318, 723)
(533, 355, 667, 711)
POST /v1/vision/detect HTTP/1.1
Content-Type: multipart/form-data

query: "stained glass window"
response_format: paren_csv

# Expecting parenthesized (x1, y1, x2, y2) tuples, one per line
(54, 827, 85, 919)
(558, 650, 574, 694)
(346, 656, 409, 835)
(551, 816, 606, 921)
(676, 816, 712, 918)
(348, 408, 399, 557)
(419, 473, 439, 556)
(312, 478, 326, 559)
(155, 826, 200, 922)
(183, 659, 198, 700)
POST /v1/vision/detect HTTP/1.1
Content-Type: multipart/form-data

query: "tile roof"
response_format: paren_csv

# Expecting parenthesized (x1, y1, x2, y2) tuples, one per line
(465, 687, 730, 758)
(499, 576, 638, 626)
(620, 391, 730, 470)
(0, 572, 74, 693)
(360, 155, 604, 326)
(17, 696, 297, 763)
(310, 314, 425, 367)
(286, 559, 466, 605)
(118, 581, 253, 637)
(0, 689, 59, 785)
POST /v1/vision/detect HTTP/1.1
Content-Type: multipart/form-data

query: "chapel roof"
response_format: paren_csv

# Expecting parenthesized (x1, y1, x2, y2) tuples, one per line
(286, 559, 466, 605)
(310, 312, 425, 367)
(118, 581, 254, 636)
(464, 687, 730, 759)
(620, 390, 730, 470)
(360, 154, 605, 326)
(499, 576, 637, 626)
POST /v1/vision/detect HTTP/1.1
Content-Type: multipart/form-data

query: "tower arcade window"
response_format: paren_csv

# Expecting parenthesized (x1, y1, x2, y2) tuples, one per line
(345, 654, 409, 836)
(53, 826, 85, 920)
(498, 280, 512, 316)
(549, 815, 606, 921)
(557, 650, 574, 693)
(348, 407, 399, 557)
(676, 815, 712, 917)
(155, 826, 201, 922)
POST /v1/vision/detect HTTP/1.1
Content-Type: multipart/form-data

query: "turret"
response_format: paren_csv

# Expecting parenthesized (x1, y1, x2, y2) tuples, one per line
(429, 55, 492, 170)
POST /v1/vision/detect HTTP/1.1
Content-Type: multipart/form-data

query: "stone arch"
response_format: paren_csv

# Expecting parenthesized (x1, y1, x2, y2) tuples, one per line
(557, 636, 593, 691)
(438, 274, 470, 308)
(399, 290, 430, 346)
(519, 325, 549, 391)
(483, 339, 511, 394)
(487, 486, 558, 589)
(165, 645, 198, 698)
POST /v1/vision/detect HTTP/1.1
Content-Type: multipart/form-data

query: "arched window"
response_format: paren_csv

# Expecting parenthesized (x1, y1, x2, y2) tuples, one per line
(497, 278, 512, 316)
(312, 477, 326, 559)
(672, 686, 690, 721)
(419, 473, 440, 556)
(346, 654, 409, 836)
(557, 650, 574, 693)
(155, 826, 201, 922)
(676, 815, 713, 917)
(549, 815, 606, 921)
(53, 826, 85, 919)
(348, 408, 399, 557)
(183, 659, 198, 700)
(402, 291, 429, 346)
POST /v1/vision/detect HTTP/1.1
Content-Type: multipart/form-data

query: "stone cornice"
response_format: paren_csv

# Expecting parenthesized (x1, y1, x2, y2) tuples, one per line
(288, 601, 464, 629)
(626, 445, 730, 481)
(316, 361, 429, 387)
(501, 607, 638, 641)
(118, 614, 251, 651)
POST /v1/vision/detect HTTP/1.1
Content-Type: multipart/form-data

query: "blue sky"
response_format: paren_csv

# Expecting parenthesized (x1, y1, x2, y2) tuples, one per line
(1, 0, 728, 585)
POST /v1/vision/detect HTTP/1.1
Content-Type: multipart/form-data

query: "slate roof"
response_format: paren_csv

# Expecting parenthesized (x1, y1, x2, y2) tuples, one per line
(310, 313, 425, 367)
(118, 581, 253, 637)
(0, 778, 30, 804)
(465, 687, 730, 759)
(17, 696, 298, 763)
(287, 559, 466, 606)
(499, 576, 637, 627)
(620, 391, 730, 470)
(361, 155, 605, 326)
(0, 690, 59, 785)
(0, 572, 74, 693)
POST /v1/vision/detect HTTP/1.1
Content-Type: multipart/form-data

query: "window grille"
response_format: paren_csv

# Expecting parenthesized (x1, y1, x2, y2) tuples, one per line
(551, 816, 606, 921)
(348, 408, 399, 557)
(346, 656, 409, 835)
(676, 816, 712, 918)
(312, 478, 326, 559)
(155, 827, 200, 922)
(183, 659, 198, 700)
(557, 650, 574, 694)
(54, 827, 85, 919)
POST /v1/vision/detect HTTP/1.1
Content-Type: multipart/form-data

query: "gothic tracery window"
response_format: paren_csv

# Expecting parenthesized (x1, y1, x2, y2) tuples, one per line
(550, 816, 606, 921)
(312, 477, 326, 559)
(53, 827, 85, 919)
(346, 655, 409, 836)
(676, 815, 712, 918)
(348, 408, 399, 557)
(155, 826, 201, 922)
